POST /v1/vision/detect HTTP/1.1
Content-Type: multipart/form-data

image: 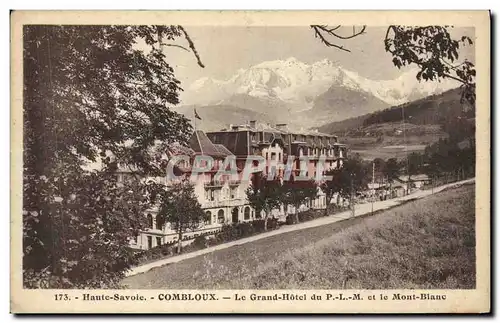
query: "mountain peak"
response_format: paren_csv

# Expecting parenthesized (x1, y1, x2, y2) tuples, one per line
(253, 57, 306, 69)
(183, 57, 458, 108)
(285, 56, 300, 63)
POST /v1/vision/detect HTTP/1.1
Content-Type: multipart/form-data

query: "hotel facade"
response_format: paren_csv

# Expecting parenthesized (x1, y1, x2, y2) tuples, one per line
(129, 120, 348, 250)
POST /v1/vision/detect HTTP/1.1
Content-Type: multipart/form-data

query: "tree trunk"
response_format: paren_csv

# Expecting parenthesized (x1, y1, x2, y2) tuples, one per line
(177, 230, 182, 254)
(324, 195, 330, 216)
(263, 212, 268, 231)
(295, 204, 300, 224)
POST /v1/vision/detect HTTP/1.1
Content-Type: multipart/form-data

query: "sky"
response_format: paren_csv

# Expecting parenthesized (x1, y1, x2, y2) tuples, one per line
(159, 26, 475, 88)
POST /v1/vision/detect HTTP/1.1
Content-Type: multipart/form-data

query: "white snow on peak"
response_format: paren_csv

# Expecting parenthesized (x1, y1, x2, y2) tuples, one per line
(182, 58, 460, 107)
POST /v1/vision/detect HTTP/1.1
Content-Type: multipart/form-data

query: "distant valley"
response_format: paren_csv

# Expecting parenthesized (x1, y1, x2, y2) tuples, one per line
(316, 88, 475, 160)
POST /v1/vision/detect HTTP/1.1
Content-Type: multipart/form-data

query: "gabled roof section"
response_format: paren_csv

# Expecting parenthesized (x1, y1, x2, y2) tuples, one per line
(190, 130, 227, 157)
(214, 144, 234, 156)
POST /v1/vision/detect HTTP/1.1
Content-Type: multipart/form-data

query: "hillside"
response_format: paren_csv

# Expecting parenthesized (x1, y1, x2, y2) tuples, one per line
(318, 87, 473, 136)
(173, 104, 277, 132)
(309, 85, 390, 124)
(316, 87, 475, 160)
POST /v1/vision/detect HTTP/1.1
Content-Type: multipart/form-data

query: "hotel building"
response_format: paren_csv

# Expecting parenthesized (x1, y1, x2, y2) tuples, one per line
(128, 120, 348, 250)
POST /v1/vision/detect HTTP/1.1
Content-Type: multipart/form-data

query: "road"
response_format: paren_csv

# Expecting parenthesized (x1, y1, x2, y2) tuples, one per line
(125, 178, 474, 277)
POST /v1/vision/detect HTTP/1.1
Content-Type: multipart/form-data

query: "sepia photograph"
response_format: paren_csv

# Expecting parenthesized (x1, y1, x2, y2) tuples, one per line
(10, 10, 490, 313)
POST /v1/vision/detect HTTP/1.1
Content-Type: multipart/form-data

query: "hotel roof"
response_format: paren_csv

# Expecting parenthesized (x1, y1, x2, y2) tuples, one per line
(217, 122, 336, 138)
(190, 130, 232, 157)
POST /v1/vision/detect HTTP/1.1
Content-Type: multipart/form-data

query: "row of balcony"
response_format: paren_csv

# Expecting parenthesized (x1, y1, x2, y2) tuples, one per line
(204, 179, 242, 187)
(201, 198, 247, 209)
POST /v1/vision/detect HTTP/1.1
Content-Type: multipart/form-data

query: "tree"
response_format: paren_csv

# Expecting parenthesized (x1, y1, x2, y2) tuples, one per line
(373, 158, 386, 177)
(245, 173, 282, 231)
(407, 152, 424, 177)
(283, 176, 318, 223)
(332, 156, 370, 209)
(383, 158, 401, 194)
(156, 180, 205, 254)
(23, 25, 202, 287)
(311, 25, 475, 105)
(321, 168, 343, 215)
(23, 162, 149, 288)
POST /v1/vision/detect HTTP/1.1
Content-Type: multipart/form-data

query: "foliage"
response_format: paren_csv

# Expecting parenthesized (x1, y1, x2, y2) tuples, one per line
(321, 156, 369, 209)
(23, 163, 149, 288)
(406, 152, 424, 179)
(384, 25, 475, 105)
(282, 176, 318, 223)
(321, 168, 343, 215)
(135, 244, 175, 265)
(311, 25, 475, 105)
(423, 138, 475, 179)
(156, 180, 205, 253)
(373, 158, 386, 175)
(383, 158, 401, 183)
(23, 25, 201, 288)
(216, 219, 279, 243)
(341, 156, 370, 197)
(245, 173, 283, 230)
(297, 209, 325, 223)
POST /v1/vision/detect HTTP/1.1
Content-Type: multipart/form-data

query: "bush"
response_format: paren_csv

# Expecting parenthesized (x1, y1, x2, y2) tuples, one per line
(135, 243, 174, 264)
(267, 218, 279, 230)
(297, 210, 323, 222)
(192, 235, 209, 249)
(135, 218, 283, 266)
(213, 219, 280, 245)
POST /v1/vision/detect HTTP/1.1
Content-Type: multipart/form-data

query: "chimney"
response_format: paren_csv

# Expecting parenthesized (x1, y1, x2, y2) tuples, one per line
(275, 123, 288, 131)
(231, 125, 239, 131)
(249, 120, 256, 128)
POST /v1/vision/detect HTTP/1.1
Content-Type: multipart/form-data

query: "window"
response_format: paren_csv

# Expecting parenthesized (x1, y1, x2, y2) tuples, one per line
(147, 236, 152, 249)
(205, 211, 212, 225)
(156, 237, 162, 247)
(147, 214, 153, 229)
(244, 207, 251, 220)
(218, 209, 225, 224)
(155, 214, 163, 230)
(208, 189, 215, 201)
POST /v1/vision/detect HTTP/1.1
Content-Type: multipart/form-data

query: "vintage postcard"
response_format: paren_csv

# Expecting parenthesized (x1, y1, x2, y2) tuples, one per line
(10, 10, 490, 314)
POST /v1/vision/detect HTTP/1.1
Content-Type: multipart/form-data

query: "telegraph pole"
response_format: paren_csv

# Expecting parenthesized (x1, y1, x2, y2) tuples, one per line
(402, 107, 410, 196)
(371, 161, 375, 215)
(350, 176, 355, 218)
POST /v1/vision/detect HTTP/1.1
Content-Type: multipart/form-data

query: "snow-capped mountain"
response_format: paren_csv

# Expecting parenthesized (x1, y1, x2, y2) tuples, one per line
(179, 57, 460, 130)
(183, 57, 459, 108)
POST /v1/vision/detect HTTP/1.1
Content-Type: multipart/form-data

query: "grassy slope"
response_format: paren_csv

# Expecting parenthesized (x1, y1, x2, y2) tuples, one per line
(122, 184, 475, 289)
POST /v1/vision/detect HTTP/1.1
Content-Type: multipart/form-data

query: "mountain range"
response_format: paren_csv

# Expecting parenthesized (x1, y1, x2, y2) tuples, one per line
(175, 57, 461, 131)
